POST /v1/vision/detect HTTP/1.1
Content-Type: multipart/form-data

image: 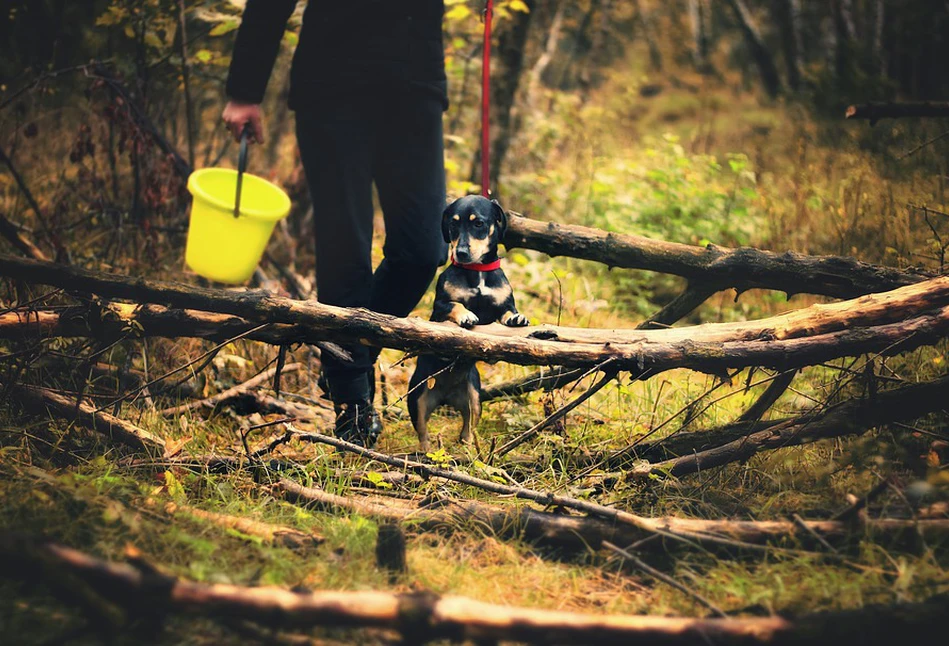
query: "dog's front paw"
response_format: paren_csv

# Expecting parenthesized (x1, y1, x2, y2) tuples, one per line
(459, 310, 480, 328)
(501, 311, 529, 327)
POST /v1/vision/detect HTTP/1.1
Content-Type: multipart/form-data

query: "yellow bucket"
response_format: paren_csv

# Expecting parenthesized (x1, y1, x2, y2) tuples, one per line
(185, 150, 291, 284)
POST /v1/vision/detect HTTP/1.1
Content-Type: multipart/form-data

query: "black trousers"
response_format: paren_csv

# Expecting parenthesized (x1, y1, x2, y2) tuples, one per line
(295, 89, 448, 404)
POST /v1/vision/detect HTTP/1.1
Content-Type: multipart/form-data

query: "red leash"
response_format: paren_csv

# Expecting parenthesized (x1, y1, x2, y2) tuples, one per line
(481, 0, 493, 198)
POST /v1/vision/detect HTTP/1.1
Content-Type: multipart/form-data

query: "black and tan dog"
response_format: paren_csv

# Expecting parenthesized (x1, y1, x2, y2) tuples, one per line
(407, 195, 528, 452)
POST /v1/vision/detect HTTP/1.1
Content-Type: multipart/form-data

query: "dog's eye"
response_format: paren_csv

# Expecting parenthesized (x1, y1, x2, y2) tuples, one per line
(472, 220, 485, 229)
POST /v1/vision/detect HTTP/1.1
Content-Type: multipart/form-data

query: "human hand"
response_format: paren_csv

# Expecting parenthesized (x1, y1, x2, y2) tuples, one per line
(222, 100, 264, 143)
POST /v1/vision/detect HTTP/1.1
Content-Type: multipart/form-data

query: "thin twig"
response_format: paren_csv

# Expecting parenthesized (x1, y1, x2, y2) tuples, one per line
(603, 541, 728, 617)
(287, 424, 785, 553)
(898, 129, 949, 160)
(95, 323, 270, 414)
(790, 514, 839, 554)
(492, 363, 618, 460)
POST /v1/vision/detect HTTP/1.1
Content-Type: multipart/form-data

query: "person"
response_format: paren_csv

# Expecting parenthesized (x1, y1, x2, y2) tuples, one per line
(222, 1, 449, 447)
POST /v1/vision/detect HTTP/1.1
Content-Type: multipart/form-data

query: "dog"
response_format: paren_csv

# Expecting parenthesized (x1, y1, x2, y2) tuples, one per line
(407, 195, 529, 452)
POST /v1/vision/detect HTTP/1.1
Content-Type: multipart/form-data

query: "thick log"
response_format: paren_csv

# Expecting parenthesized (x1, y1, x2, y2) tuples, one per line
(503, 215, 924, 299)
(15, 385, 164, 453)
(6, 533, 949, 644)
(2, 255, 949, 377)
(0, 304, 312, 346)
(631, 376, 949, 479)
(846, 102, 949, 124)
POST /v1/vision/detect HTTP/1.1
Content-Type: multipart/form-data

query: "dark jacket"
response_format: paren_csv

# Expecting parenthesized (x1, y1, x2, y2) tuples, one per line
(225, 0, 447, 110)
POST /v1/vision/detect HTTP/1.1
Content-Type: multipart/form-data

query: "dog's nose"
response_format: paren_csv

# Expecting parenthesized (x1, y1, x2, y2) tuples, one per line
(454, 248, 472, 263)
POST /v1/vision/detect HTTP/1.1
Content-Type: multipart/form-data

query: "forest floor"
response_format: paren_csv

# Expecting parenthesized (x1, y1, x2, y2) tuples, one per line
(2, 46, 949, 644)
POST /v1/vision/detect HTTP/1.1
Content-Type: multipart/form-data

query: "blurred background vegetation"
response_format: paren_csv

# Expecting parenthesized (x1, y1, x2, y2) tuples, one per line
(2, 3, 949, 640)
(1, 0, 948, 319)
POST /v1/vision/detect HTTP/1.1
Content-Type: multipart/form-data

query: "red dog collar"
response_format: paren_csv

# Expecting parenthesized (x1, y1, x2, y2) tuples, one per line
(452, 257, 502, 271)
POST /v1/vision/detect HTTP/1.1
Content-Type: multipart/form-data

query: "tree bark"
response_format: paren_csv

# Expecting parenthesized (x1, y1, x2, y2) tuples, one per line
(724, 0, 783, 98)
(278, 477, 949, 554)
(503, 214, 926, 300)
(288, 430, 949, 550)
(2, 255, 949, 377)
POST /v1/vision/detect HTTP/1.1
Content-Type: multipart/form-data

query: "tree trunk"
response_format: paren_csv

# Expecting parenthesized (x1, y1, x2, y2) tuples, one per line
(631, 0, 662, 71)
(470, 0, 535, 196)
(866, 0, 885, 77)
(772, 0, 803, 90)
(527, 0, 566, 109)
(688, 0, 712, 72)
(15, 385, 165, 454)
(577, 0, 613, 99)
(833, 0, 858, 84)
(724, 0, 783, 98)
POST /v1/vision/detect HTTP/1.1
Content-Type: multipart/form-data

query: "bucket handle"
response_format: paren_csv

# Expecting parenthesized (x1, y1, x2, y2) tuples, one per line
(233, 125, 250, 218)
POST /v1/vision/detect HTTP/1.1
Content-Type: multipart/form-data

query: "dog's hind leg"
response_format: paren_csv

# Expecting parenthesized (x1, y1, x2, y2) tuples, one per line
(412, 394, 434, 454)
(458, 380, 482, 451)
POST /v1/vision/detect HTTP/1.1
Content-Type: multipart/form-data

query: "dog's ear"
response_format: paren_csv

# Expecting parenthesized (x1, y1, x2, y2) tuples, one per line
(490, 199, 508, 239)
(441, 201, 456, 243)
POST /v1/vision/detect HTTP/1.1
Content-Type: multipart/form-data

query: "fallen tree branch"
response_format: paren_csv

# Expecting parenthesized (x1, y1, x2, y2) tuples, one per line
(0, 210, 49, 261)
(846, 101, 949, 124)
(15, 385, 164, 453)
(480, 366, 589, 402)
(160, 501, 323, 549)
(492, 366, 618, 459)
(637, 283, 720, 329)
(627, 376, 949, 479)
(3, 255, 949, 377)
(277, 477, 949, 552)
(602, 541, 727, 618)
(737, 369, 797, 423)
(504, 214, 926, 299)
(159, 363, 303, 416)
(8, 532, 949, 644)
(285, 427, 949, 550)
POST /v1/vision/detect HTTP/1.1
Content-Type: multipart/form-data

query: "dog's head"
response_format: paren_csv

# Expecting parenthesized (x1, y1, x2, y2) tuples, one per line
(441, 195, 508, 265)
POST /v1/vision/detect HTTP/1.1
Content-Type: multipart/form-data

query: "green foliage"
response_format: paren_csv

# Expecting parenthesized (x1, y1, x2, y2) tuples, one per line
(587, 134, 761, 247)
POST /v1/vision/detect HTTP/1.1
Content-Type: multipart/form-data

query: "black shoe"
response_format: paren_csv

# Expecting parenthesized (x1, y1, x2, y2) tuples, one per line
(334, 401, 383, 448)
